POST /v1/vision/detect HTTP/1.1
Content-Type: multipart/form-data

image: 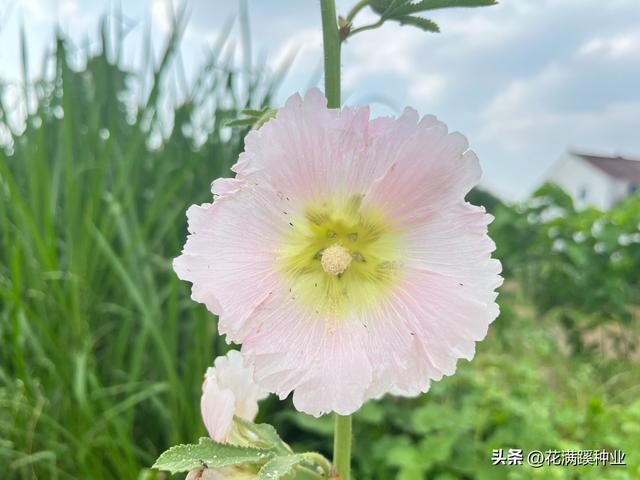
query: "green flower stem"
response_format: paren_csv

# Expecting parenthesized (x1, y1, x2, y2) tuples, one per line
(333, 414, 352, 480)
(320, 0, 341, 108)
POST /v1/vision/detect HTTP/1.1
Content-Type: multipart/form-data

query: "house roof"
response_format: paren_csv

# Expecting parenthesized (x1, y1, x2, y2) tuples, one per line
(573, 152, 640, 184)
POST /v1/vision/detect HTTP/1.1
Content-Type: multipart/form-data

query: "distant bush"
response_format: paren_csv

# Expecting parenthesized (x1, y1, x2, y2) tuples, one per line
(491, 183, 640, 354)
(466, 187, 503, 214)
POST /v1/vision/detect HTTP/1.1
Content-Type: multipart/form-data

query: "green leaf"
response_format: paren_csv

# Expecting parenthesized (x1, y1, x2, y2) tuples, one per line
(225, 107, 277, 128)
(225, 118, 257, 127)
(397, 15, 440, 32)
(370, 0, 406, 13)
(419, 0, 498, 11)
(371, 0, 496, 20)
(234, 417, 292, 454)
(152, 437, 275, 474)
(370, 0, 412, 18)
(258, 454, 308, 480)
(254, 108, 278, 128)
(240, 108, 268, 116)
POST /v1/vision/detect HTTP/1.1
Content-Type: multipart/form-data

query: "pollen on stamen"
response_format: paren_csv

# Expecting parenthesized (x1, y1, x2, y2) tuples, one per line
(320, 243, 352, 276)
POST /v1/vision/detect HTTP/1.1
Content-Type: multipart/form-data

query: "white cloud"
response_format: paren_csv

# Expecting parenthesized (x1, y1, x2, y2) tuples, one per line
(342, 25, 421, 89)
(577, 32, 640, 58)
(476, 54, 640, 199)
(481, 64, 569, 135)
(408, 73, 446, 105)
(482, 95, 640, 155)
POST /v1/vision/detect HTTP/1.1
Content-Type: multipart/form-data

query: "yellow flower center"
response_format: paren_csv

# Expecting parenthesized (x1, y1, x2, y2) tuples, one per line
(321, 244, 352, 275)
(278, 194, 403, 320)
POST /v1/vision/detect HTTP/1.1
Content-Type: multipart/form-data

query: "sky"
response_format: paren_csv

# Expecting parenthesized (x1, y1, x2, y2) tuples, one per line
(1, 0, 639, 200)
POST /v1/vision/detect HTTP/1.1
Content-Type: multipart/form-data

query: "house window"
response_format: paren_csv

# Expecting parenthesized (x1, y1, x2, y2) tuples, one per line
(578, 186, 588, 200)
(629, 184, 638, 195)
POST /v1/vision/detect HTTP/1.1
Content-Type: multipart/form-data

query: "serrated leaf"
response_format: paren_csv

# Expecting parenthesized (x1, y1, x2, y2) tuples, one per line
(152, 437, 275, 474)
(419, 0, 498, 11)
(370, 0, 412, 18)
(371, 0, 496, 19)
(397, 15, 440, 32)
(397, 0, 497, 15)
(258, 454, 307, 480)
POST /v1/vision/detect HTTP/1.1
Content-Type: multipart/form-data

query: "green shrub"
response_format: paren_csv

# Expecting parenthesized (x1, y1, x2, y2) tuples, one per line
(491, 183, 640, 354)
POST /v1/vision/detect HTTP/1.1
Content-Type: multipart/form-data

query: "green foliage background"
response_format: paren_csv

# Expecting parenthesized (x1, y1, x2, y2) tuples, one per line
(1, 15, 638, 480)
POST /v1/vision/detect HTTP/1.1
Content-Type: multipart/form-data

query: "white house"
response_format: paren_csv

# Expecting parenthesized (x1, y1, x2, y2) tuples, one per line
(547, 151, 640, 210)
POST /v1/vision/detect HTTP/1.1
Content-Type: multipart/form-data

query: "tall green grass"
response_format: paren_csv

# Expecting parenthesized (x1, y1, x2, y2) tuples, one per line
(0, 10, 283, 479)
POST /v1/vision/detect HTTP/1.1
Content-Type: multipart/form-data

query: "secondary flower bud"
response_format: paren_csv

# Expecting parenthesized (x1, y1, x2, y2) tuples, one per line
(200, 350, 267, 442)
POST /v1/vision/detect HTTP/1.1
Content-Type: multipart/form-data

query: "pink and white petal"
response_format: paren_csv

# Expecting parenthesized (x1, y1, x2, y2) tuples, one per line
(211, 177, 243, 197)
(241, 289, 373, 417)
(234, 88, 400, 204)
(201, 372, 236, 442)
(360, 300, 432, 399)
(173, 184, 289, 342)
(291, 319, 372, 416)
(365, 118, 482, 226)
(233, 384, 264, 421)
(213, 350, 266, 421)
(362, 260, 500, 400)
(394, 267, 499, 383)
(214, 351, 252, 394)
(404, 202, 503, 292)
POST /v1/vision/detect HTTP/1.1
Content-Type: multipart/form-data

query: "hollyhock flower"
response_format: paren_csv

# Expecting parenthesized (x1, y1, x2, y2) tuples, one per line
(174, 88, 502, 417)
(200, 350, 267, 442)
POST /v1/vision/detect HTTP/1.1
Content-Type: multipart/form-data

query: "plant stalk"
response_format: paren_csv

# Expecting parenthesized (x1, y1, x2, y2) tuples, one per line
(320, 0, 341, 108)
(333, 414, 352, 480)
